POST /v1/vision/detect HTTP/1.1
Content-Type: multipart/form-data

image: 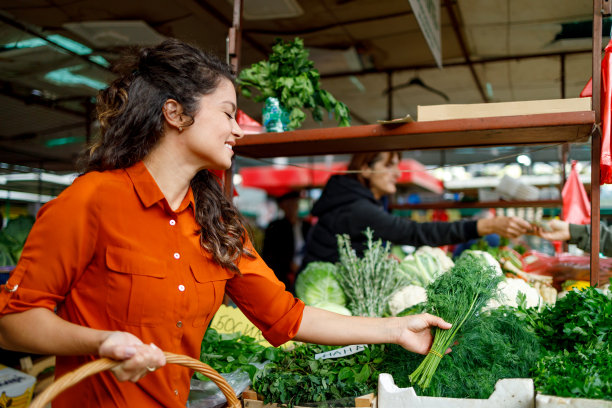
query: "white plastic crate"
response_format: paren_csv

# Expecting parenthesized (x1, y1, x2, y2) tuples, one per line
(377, 373, 534, 408)
(536, 394, 612, 407)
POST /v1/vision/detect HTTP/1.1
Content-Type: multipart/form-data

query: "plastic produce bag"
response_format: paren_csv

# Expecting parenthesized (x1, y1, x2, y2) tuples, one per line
(187, 368, 252, 408)
(561, 161, 590, 225)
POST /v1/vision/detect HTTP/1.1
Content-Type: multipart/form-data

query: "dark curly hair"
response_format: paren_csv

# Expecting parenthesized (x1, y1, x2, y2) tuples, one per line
(80, 38, 251, 273)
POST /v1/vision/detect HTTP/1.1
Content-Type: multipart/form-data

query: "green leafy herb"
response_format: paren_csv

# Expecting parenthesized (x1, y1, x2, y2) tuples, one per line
(197, 328, 283, 381)
(253, 343, 384, 407)
(381, 307, 541, 398)
(409, 256, 503, 389)
(238, 38, 351, 130)
(533, 345, 611, 400)
(335, 228, 403, 317)
(526, 284, 612, 400)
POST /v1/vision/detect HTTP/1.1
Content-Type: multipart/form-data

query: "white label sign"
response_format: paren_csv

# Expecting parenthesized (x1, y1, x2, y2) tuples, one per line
(314, 344, 367, 360)
(408, 0, 442, 68)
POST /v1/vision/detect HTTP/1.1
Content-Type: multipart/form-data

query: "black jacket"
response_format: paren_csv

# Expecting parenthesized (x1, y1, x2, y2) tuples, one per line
(302, 175, 479, 266)
(262, 217, 311, 292)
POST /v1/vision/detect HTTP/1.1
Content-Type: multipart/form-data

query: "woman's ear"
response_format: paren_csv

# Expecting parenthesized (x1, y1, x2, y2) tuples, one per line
(162, 99, 185, 132)
(360, 163, 372, 180)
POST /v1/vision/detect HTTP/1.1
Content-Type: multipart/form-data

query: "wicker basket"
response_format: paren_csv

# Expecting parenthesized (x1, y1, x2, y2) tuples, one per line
(29, 351, 241, 408)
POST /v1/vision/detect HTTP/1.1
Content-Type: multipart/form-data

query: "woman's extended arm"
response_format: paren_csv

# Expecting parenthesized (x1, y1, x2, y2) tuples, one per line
(294, 305, 451, 355)
(0, 308, 166, 381)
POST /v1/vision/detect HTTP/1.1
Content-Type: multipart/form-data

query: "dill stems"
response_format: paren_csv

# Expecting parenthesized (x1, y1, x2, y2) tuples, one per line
(409, 257, 503, 389)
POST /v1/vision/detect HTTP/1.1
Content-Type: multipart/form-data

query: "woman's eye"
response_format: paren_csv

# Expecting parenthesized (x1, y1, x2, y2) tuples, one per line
(225, 112, 235, 120)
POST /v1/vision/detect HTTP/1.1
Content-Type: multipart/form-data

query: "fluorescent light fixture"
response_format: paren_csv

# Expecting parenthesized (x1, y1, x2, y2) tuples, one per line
(44, 136, 86, 147)
(1, 34, 110, 67)
(0, 189, 55, 203)
(516, 154, 532, 166)
(44, 66, 107, 90)
(0, 172, 77, 185)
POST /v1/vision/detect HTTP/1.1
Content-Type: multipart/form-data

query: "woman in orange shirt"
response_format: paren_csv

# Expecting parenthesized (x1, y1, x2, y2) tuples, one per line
(0, 39, 451, 407)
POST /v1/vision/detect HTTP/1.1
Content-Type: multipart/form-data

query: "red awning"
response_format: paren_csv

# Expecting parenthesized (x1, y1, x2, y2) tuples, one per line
(239, 159, 443, 196)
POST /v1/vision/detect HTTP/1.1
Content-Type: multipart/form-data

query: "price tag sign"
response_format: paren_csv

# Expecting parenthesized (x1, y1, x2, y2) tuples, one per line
(314, 344, 367, 360)
(210, 304, 272, 346)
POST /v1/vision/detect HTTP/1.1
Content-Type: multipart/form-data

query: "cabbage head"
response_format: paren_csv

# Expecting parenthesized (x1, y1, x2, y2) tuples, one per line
(295, 262, 346, 306)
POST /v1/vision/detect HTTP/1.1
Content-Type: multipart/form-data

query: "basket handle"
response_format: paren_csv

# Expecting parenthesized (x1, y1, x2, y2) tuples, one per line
(29, 351, 241, 408)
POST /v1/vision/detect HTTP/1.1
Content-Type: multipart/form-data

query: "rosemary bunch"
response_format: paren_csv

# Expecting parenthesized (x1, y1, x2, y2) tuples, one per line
(409, 257, 503, 389)
(336, 228, 403, 317)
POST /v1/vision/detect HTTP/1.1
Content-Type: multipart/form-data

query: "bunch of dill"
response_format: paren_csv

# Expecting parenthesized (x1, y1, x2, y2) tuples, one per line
(408, 256, 504, 389)
(335, 228, 403, 317)
(381, 306, 541, 398)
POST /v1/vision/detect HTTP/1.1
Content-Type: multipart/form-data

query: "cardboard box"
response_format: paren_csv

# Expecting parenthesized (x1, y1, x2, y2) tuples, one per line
(417, 97, 592, 122)
(0, 364, 36, 408)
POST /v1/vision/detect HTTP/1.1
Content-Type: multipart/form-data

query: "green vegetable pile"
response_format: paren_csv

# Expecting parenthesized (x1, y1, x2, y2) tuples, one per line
(409, 256, 504, 389)
(527, 285, 611, 400)
(197, 328, 282, 382)
(0, 215, 34, 266)
(381, 306, 541, 398)
(253, 343, 384, 406)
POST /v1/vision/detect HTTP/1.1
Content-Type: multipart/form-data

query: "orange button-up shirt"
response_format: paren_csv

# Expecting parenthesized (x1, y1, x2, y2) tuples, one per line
(0, 161, 304, 407)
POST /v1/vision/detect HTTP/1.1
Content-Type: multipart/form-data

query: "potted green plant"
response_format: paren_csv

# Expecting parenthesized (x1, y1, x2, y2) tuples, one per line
(237, 37, 351, 132)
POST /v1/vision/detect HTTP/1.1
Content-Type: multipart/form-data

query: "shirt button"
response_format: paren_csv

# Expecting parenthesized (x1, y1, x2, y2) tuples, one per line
(176, 321, 183, 328)
(178, 284, 185, 292)
(174, 389, 179, 396)
(173, 252, 180, 260)
(169, 219, 176, 226)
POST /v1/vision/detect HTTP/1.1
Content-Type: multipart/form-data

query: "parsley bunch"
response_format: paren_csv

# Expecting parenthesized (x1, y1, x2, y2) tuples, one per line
(529, 284, 611, 400)
(253, 343, 384, 406)
(197, 328, 283, 381)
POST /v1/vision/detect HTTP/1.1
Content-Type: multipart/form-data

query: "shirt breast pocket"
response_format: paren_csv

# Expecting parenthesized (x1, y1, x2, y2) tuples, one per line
(105, 246, 168, 327)
(189, 263, 232, 327)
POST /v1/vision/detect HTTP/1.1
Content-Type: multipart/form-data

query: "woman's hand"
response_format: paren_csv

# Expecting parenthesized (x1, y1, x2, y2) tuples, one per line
(477, 216, 532, 238)
(394, 313, 452, 355)
(532, 219, 571, 242)
(99, 332, 166, 382)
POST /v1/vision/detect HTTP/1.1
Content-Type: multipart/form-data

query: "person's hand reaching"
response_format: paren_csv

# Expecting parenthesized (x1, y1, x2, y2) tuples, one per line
(477, 216, 532, 238)
(394, 313, 452, 355)
(532, 219, 571, 242)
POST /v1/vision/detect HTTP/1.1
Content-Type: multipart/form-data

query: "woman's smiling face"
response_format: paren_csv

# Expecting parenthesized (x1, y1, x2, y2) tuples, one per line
(181, 78, 244, 170)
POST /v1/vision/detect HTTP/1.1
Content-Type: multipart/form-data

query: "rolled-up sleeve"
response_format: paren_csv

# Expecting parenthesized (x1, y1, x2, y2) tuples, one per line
(226, 240, 304, 347)
(0, 177, 98, 316)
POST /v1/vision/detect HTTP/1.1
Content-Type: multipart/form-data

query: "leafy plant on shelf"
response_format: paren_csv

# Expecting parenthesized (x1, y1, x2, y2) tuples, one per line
(237, 37, 351, 130)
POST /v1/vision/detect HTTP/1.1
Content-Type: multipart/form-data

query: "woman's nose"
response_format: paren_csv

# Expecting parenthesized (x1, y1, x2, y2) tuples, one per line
(233, 120, 245, 139)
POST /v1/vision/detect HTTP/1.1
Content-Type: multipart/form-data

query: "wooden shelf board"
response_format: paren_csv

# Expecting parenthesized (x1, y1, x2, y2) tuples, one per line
(390, 200, 562, 210)
(234, 111, 594, 158)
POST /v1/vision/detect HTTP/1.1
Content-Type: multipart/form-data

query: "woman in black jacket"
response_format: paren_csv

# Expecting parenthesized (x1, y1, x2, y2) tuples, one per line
(302, 151, 533, 266)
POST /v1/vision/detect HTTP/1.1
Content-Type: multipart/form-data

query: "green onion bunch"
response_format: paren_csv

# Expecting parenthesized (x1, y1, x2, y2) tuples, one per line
(409, 257, 503, 389)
